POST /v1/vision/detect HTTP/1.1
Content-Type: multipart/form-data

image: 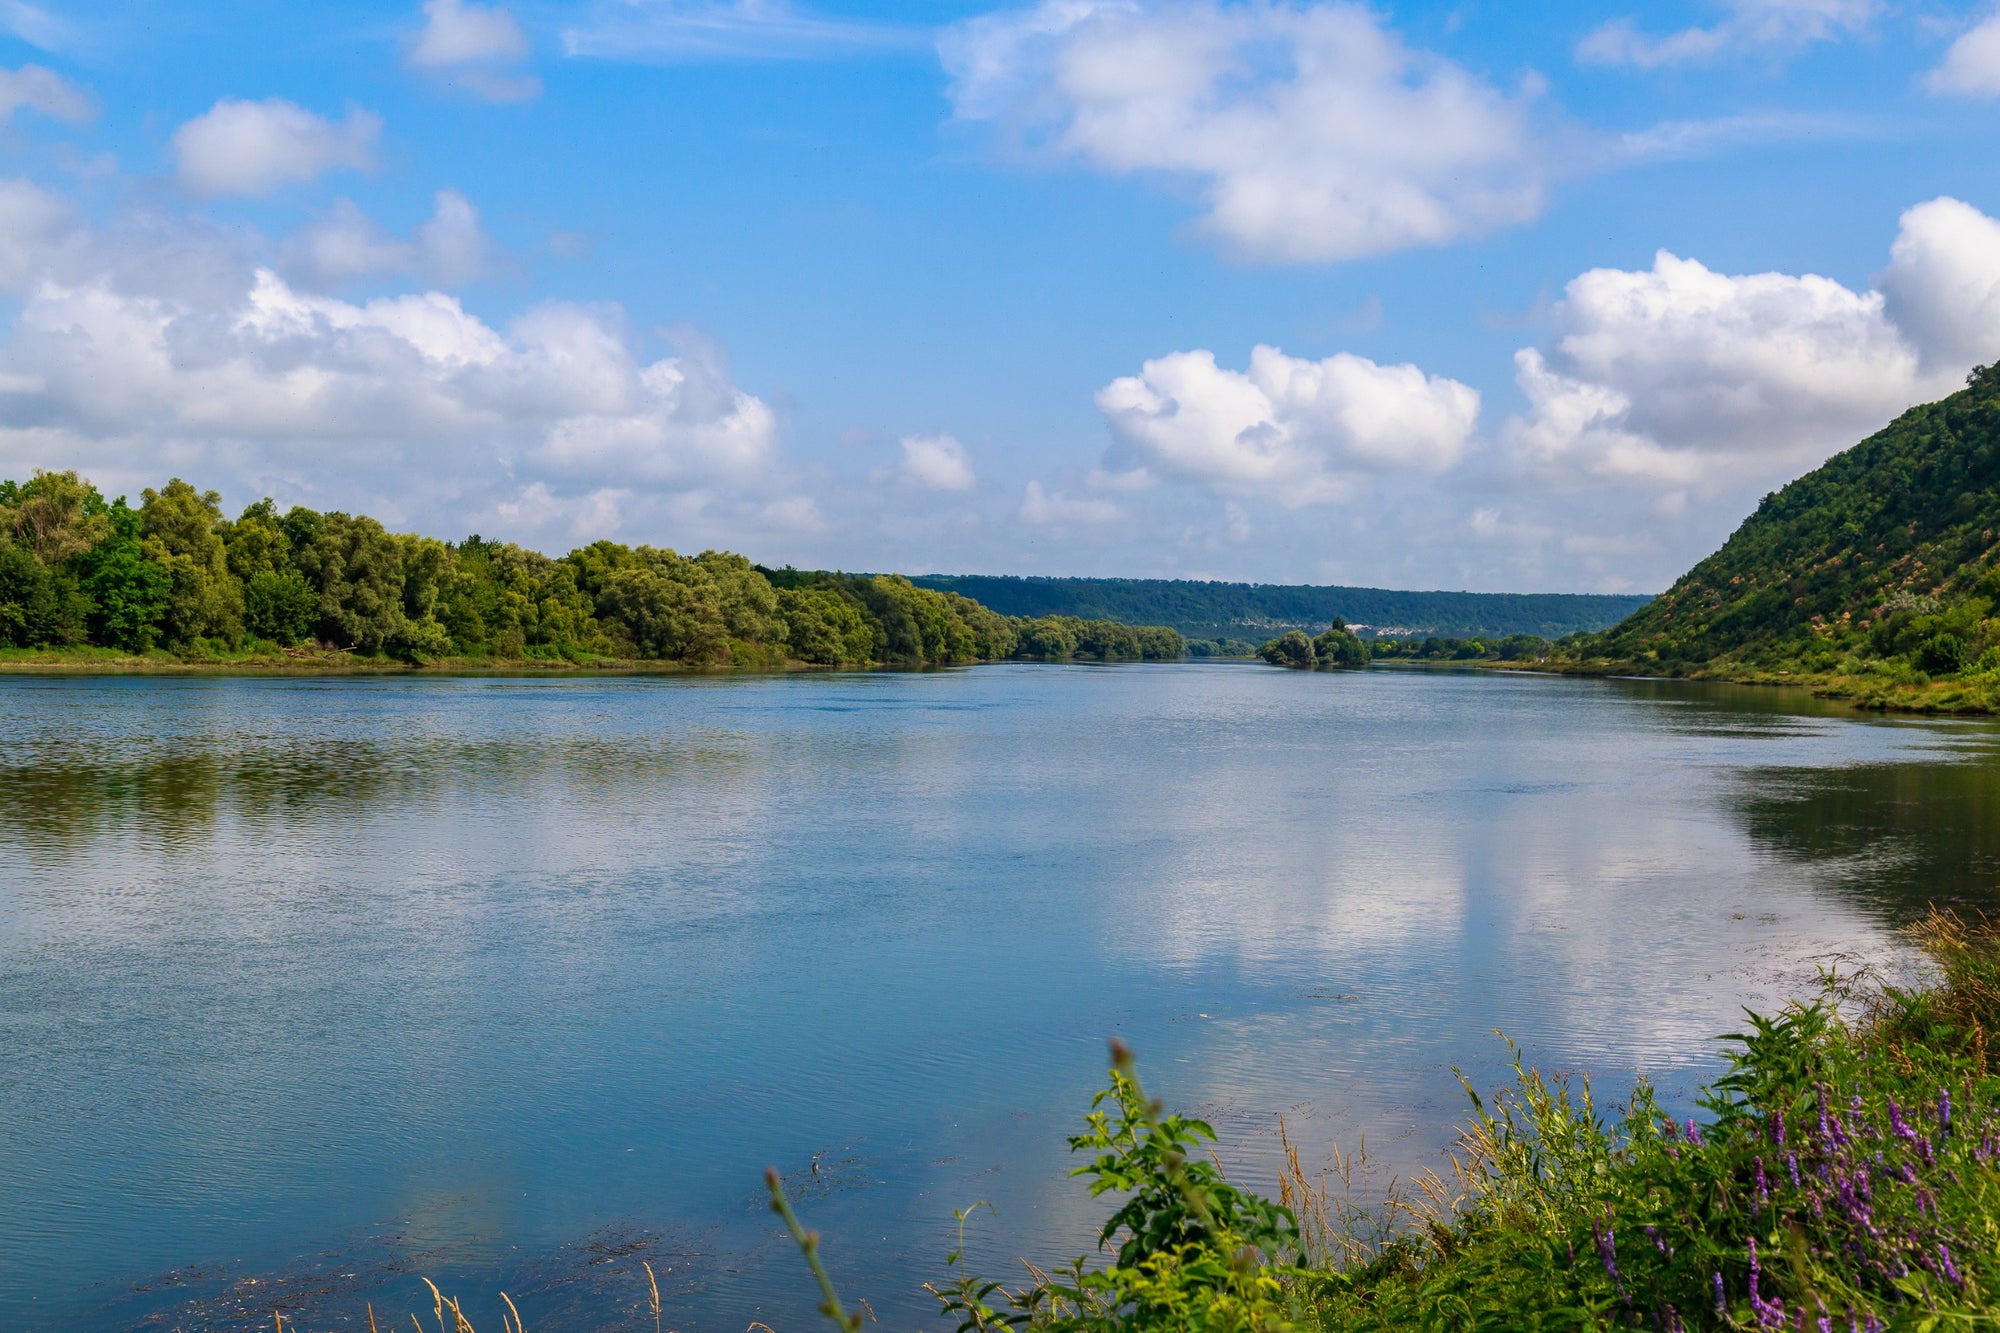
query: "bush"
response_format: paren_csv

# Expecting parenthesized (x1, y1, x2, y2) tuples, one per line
(1260, 630, 1316, 669)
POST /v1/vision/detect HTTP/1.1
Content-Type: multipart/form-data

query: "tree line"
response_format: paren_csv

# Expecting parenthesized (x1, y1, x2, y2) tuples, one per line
(0, 470, 1183, 667)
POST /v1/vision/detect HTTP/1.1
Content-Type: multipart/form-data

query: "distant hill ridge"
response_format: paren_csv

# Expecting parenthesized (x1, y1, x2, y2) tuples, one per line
(1583, 362, 2000, 706)
(906, 575, 1652, 641)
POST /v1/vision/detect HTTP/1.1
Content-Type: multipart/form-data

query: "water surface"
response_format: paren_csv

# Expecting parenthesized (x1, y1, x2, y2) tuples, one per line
(3, 665, 1998, 1330)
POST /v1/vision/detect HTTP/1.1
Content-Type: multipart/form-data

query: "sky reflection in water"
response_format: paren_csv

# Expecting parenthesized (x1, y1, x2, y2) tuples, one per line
(1, 665, 1997, 1331)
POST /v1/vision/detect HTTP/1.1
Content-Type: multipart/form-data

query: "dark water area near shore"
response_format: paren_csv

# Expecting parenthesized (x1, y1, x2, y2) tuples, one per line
(3, 665, 1999, 1331)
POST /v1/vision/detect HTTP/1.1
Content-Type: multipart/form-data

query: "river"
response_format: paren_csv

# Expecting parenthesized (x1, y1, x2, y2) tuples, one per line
(3, 664, 1998, 1330)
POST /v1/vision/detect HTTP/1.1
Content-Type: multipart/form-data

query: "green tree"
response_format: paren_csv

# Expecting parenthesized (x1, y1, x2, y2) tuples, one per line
(141, 479, 243, 647)
(290, 511, 409, 652)
(1260, 630, 1316, 668)
(78, 500, 170, 652)
(243, 569, 317, 645)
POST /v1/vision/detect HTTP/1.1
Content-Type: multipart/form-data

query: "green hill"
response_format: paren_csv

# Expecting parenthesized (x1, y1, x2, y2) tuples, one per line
(1581, 362, 2000, 710)
(906, 575, 1649, 644)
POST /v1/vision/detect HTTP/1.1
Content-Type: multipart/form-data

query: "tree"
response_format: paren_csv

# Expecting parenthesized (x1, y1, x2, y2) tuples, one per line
(243, 570, 317, 645)
(141, 479, 243, 646)
(290, 511, 408, 652)
(79, 500, 169, 652)
(1260, 630, 1316, 668)
(2, 469, 109, 566)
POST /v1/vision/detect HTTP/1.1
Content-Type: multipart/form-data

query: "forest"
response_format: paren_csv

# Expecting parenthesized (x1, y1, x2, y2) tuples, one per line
(909, 574, 1650, 642)
(0, 470, 1182, 669)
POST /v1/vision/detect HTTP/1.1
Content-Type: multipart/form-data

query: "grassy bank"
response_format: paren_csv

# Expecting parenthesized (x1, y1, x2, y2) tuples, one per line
(769, 910, 2000, 1331)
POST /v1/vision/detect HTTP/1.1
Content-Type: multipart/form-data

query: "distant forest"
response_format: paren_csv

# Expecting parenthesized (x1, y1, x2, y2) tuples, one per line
(0, 470, 1182, 668)
(907, 575, 1653, 642)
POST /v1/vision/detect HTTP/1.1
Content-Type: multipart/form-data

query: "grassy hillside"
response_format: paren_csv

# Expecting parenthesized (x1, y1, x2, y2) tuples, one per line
(1569, 363, 2000, 711)
(907, 575, 1650, 644)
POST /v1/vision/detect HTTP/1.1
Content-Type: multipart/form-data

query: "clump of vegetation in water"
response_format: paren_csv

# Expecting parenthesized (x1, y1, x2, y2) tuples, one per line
(1259, 619, 1371, 670)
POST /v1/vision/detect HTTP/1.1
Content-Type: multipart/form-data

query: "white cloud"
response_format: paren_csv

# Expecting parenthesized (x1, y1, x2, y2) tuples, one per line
(0, 64, 91, 124)
(1879, 196, 2000, 373)
(409, 0, 541, 103)
(1578, 0, 1880, 69)
(940, 0, 1543, 262)
(1928, 8, 2000, 99)
(562, 0, 917, 63)
(0, 3, 73, 53)
(1020, 479, 1122, 525)
(171, 99, 381, 199)
(0, 177, 793, 547)
(288, 190, 493, 288)
(0, 178, 75, 289)
(1096, 346, 1480, 505)
(1504, 200, 2000, 491)
(898, 432, 976, 491)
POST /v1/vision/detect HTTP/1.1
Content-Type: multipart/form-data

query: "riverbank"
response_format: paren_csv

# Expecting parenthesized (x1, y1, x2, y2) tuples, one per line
(886, 908, 2000, 1330)
(0, 643, 1161, 676)
(1510, 654, 2000, 716)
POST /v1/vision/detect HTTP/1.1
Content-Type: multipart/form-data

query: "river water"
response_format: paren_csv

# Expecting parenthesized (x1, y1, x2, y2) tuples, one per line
(3, 664, 1999, 1331)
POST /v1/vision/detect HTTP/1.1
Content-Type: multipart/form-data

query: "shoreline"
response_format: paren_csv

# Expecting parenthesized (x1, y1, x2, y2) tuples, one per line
(1490, 656, 2000, 716)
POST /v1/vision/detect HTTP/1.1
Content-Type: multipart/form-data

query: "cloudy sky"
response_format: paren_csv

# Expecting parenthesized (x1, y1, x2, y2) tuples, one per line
(0, 0, 1997, 591)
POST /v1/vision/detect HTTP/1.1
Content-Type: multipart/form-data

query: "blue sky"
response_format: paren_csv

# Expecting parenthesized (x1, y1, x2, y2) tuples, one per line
(0, 0, 1998, 591)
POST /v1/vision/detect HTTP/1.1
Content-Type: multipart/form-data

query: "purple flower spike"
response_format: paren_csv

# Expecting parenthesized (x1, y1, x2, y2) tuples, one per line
(1714, 1272, 1727, 1317)
(1939, 1087, 1953, 1137)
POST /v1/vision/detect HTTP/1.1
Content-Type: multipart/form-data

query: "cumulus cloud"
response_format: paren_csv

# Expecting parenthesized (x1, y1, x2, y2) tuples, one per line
(0, 175, 793, 549)
(409, 0, 541, 103)
(562, 0, 917, 63)
(939, 0, 1543, 262)
(1504, 198, 2000, 492)
(288, 190, 493, 288)
(1927, 8, 2000, 99)
(1578, 0, 1879, 69)
(1879, 197, 2000, 373)
(0, 64, 91, 124)
(171, 99, 381, 199)
(898, 432, 976, 491)
(1020, 479, 1122, 525)
(1095, 346, 1480, 505)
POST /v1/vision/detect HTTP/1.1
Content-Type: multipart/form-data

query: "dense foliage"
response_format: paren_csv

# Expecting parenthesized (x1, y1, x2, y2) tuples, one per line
(1258, 621, 1371, 670)
(873, 910, 2000, 1331)
(909, 575, 1651, 642)
(1576, 364, 2000, 710)
(0, 471, 1181, 668)
(1257, 624, 1560, 670)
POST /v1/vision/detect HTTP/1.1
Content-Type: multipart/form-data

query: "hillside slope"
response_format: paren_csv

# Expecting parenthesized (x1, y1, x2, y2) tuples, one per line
(1583, 362, 2000, 708)
(908, 575, 1649, 642)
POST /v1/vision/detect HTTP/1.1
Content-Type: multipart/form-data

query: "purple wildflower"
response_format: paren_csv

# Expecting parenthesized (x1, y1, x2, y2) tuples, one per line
(1939, 1242, 1963, 1289)
(1938, 1087, 1952, 1138)
(1889, 1100, 1919, 1145)
(1789, 1153, 1801, 1190)
(1714, 1272, 1727, 1317)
